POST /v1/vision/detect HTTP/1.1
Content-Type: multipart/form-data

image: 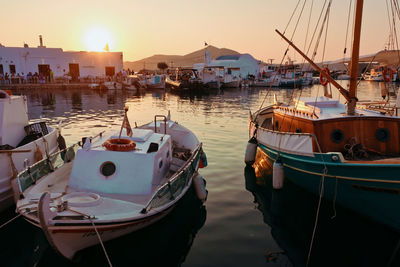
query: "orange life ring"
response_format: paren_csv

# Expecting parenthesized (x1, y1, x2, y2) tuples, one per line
(103, 138, 136, 152)
(319, 67, 330, 86)
(5, 90, 12, 96)
(382, 67, 394, 82)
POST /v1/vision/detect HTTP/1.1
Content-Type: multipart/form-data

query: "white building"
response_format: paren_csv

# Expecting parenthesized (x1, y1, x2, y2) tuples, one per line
(194, 53, 260, 79)
(0, 38, 123, 80)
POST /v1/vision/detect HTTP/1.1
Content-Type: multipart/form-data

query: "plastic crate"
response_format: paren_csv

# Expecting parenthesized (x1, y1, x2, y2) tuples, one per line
(24, 122, 49, 136)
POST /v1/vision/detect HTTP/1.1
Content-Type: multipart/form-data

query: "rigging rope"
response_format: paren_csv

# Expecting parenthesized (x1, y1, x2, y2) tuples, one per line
(283, 0, 303, 34)
(343, 0, 353, 70)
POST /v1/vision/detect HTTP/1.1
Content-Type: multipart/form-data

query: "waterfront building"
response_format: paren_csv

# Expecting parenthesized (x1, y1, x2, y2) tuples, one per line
(194, 53, 260, 79)
(0, 36, 123, 81)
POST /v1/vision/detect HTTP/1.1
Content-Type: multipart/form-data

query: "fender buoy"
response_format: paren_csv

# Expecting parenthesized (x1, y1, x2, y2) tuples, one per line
(319, 67, 330, 86)
(193, 173, 207, 203)
(272, 157, 284, 189)
(383, 68, 394, 82)
(245, 137, 258, 165)
(103, 138, 136, 151)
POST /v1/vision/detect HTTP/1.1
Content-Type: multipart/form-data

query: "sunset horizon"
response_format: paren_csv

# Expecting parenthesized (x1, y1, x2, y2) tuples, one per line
(0, 0, 394, 63)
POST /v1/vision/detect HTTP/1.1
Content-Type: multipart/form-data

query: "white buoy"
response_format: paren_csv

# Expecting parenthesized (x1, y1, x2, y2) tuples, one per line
(245, 137, 258, 165)
(272, 158, 284, 189)
(193, 173, 207, 203)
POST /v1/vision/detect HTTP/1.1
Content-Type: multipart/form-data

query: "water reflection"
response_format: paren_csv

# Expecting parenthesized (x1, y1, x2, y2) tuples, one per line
(244, 166, 400, 267)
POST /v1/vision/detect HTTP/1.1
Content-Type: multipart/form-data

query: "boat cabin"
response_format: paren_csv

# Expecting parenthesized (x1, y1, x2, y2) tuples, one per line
(0, 92, 29, 147)
(68, 128, 172, 196)
(257, 96, 400, 158)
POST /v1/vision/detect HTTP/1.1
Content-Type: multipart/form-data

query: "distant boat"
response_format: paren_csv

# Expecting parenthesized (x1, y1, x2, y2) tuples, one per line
(199, 66, 223, 89)
(221, 67, 241, 88)
(16, 111, 207, 260)
(362, 68, 397, 82)
(0, 90, 59, 212)
(166, 68, 204, 92)
(145, 74, 166, 89)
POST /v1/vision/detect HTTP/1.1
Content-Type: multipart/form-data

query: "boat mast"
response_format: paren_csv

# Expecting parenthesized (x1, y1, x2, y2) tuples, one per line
(347, 0, 364, 115)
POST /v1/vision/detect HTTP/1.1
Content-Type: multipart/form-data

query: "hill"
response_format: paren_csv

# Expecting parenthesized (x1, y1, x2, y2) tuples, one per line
(124, 45, 239, 71)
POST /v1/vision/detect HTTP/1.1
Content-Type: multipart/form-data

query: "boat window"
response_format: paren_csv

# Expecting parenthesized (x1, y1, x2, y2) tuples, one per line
(330, 129, 344, 143)
(100, 161, 116, 177)
(375, 128, 390, 142)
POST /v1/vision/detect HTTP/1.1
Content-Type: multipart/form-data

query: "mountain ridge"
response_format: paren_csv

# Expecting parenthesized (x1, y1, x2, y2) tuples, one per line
(124, 45, 239, 71)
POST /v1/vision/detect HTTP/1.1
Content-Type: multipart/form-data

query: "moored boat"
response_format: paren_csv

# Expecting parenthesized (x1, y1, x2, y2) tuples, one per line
(0, 90, 59, 212)
(15, 109, 207, 259)
(247, 0, 400, 232)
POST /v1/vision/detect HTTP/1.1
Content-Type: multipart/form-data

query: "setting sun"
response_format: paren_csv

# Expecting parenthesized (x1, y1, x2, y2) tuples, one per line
(84, 27, 114, 52)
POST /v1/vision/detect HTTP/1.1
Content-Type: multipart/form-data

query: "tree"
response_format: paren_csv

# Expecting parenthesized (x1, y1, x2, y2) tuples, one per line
(157, 62, 169, 72)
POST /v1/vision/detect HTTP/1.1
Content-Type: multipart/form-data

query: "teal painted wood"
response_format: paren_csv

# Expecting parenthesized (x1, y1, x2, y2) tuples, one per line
(258, 143, 400, 232)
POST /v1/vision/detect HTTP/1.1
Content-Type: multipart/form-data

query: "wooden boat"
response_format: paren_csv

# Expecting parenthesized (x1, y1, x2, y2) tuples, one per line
(15, 110, 207, 259)
(166, 69, 204, 93)
(247, 0, 400, 232)
(0, 90, 59, 212)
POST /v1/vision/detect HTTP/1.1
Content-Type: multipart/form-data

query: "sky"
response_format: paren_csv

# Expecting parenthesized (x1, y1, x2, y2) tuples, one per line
(0, 0, 394, 63)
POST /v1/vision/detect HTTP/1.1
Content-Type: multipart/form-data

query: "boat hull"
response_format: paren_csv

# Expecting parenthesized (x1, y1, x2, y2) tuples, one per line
(255, 143, 400, 232)
(27, 205, 173, 260)
(0, 127, 58, 212)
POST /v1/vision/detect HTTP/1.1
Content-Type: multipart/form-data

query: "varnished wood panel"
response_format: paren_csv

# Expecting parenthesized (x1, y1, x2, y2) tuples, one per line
(273, 112, 400, 156)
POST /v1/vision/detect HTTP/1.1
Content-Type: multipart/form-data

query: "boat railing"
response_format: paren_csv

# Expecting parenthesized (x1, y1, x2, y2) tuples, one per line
(141, 143, 202, 214)
(16, 143, 80, 194)
(154, 115, 167, 134)
(276, 106, 319, 119)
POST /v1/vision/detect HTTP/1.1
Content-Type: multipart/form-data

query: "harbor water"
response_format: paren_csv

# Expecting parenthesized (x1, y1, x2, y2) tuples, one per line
(1, 82, 400, 266)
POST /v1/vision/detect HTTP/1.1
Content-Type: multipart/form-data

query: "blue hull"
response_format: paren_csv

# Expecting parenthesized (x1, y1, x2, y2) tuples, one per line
(256, 143, 400, 232)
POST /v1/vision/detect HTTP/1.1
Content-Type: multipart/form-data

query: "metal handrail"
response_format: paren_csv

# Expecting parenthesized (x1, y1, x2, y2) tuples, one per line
(141, 142, 202, 214)
(16, 142, 80, 193)
(154, 115, 167, 134)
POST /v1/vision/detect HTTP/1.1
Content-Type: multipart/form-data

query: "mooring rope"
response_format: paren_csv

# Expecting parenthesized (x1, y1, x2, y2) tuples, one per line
(90, 220, 113, 267)
(306, 134, 329, 267)
(0, 213, 22, 230)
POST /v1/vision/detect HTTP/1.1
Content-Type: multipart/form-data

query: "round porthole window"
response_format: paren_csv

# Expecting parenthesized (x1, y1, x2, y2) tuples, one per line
(376, 128, 390, 142)
(331, 129, 344, 143)
(100, 161, 116, 177)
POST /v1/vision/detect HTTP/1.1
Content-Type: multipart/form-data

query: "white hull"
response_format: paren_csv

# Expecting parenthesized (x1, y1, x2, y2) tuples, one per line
(0, 128, 58, 212)
(222, 80, 240, 88)
(16, 115, 204, 260)
(30, 192, 180, 259)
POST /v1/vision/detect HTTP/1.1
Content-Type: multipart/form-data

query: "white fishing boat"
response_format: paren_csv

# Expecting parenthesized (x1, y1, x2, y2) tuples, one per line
(145, 75, 166, 89)
(122, 75, 142, 92)
(15, 109, 207, 260)
(0, 90, 59, 212)
(222, 67, 241, 88)
(362, 68, 397, 82)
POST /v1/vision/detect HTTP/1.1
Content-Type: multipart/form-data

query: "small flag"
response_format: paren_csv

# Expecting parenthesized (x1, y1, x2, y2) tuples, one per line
(104, 43, 110, 52)
(123, 107, 132, 137)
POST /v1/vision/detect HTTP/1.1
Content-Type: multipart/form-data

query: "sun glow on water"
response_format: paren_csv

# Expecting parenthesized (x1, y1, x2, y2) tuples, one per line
(84, 27, 114, 52)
